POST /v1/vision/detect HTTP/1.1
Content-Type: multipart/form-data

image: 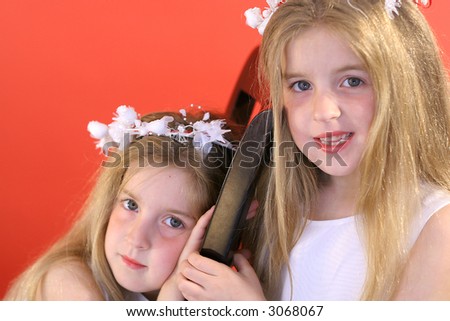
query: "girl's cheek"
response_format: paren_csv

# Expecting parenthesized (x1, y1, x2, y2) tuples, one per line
(162, 231, 192, 255)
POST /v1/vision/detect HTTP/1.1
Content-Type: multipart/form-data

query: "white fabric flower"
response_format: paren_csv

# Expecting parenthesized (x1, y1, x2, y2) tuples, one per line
(144, 116, 174, 136)
(137, 126, 149, 136)
(87, 121, 108, 139)
(385, 0, 402, 19)
(245, 7, 264, 29)
(192, 119, 231, 155)
(207, 120, 231, 144)
(192, 120, 208, 132)
(267, 0, 282, 9)
(244, 0, 284, 35)
(113, 105, 138, 126)
(108, 122, 128, 144)
(193, 131, 210, 151)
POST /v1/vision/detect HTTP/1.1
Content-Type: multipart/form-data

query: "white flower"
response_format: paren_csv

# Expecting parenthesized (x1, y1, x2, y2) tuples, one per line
(193, 132, 210, 150)
(137, 126, 149, 136)
(87, 121, 108, 139)
(192, 119, 231, 155)
(108, 121, 128, 144)
(144, 116, 174, 136)
(113, 105, 138, 126)
(267, 0, 283, 9)
(207, 120, 231, 144)
(192, 122, 231, 155)
(385, 0, 402, 19)
(244, 0, 284, 35)
(192, 120, 209, 133)
(245, 7, 264, 29)
(256, 16, 270, 36)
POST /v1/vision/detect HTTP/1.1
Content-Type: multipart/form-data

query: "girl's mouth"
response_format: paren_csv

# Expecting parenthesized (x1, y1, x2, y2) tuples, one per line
(121, 255, 147, 270)
(314, 132, 354, 153)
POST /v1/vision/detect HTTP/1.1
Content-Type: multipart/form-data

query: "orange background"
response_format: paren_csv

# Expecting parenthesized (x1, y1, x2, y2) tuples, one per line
(0, 0, 449, 298)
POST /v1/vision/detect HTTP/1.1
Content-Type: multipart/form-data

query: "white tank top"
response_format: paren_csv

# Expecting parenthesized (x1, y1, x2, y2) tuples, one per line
(280, 186, 450, 300)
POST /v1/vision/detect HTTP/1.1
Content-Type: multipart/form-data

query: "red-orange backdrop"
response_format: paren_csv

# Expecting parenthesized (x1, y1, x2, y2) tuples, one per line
(0, 0, 449, 298)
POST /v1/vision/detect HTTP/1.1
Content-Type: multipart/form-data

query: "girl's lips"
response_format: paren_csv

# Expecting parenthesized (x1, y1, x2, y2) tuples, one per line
(121, 255, 147, 269)
(313, 131, 354, 153)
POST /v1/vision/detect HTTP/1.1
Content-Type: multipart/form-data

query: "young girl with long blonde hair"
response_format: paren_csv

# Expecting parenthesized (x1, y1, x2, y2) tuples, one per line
(5, 106, 238, 300)
(174, 0, 450, 300)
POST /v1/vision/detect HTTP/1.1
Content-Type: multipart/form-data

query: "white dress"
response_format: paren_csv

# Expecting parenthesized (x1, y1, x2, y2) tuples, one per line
(280, 186, 450, 300)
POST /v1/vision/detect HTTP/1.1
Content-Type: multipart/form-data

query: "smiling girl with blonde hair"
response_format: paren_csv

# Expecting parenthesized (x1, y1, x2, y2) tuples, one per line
(174, 0, 450, 300)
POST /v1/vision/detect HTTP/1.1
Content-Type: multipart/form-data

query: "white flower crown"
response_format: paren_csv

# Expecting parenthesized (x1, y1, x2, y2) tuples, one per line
(87, 105, 232, 157)
(244, 0, 432, 34)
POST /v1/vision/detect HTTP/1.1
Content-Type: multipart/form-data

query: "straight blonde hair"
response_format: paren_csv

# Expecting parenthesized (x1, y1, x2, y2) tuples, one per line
(246, 0, 450, 300)
(5, 112, 234, 300)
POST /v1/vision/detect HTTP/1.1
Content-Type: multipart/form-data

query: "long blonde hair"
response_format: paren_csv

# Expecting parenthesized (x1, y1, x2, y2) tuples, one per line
(247, 0, 450, 300)
(5, 111, 235, 300)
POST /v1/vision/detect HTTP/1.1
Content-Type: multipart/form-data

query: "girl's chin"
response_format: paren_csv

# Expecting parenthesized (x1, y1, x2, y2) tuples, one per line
(315, 158, 359, 177)
(318, 165, 359, 177)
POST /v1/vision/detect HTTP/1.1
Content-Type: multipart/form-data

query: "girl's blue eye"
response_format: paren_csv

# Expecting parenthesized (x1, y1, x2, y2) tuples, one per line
(292, 81, 311, 92)
(164, 217, 184, 229)
(123, 199, 138, 211)
(343, 77, 363, 87)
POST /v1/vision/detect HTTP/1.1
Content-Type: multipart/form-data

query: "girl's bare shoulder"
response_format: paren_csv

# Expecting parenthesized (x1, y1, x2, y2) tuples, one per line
(395, 204, 450, 300)
(37, 259, 104, 300)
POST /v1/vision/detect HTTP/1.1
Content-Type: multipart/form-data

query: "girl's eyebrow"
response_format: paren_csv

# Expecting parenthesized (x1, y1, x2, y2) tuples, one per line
(283, 71, 305, 80)
(120, 188, 197, 220)
(284, 64, 368, 80)
(166, 209, 197, 220)
(334, 64, 368, 74)
(121, 188, 140, 202)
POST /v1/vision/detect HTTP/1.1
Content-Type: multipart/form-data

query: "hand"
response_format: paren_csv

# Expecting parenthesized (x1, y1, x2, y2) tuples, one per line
(178, 250, 266, 301)
(157, 207, 215, 300)
(158, 199, 260, 301)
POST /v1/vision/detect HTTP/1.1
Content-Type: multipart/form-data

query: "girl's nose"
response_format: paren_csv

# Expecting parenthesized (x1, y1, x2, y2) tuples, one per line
(312, 91, 341, 122)
(126, 217, 151, 250)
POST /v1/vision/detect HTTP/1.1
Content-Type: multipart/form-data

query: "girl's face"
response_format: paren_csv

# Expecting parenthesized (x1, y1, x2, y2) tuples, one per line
(105, 165, 199, 299)
(283, 26, 375, 178)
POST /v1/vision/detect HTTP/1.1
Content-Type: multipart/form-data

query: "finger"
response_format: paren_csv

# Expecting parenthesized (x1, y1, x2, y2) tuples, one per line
(232, 252, 255, 276)
(187, 252, 228, 276)
(192, 206, 214, 238)
(178, 207, 215, 262)
(178, 277, 206, 301)
(181, 263, 213, 288)
(180, 257, 220, 294)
